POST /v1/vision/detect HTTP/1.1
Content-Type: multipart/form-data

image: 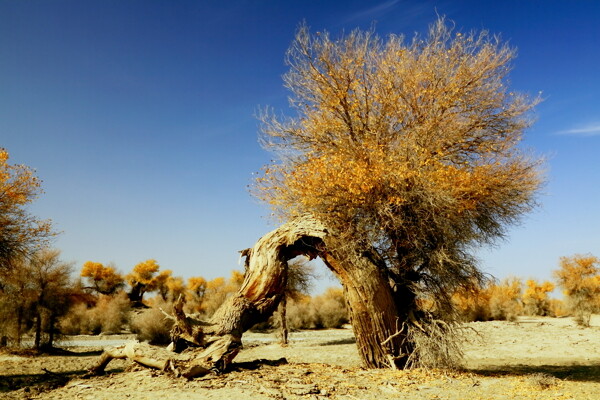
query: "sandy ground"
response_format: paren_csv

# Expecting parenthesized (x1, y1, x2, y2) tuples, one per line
(1, 316, 600, 399)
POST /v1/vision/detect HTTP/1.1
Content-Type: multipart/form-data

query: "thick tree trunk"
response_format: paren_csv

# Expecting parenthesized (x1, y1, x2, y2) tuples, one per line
(320, 244, 410, 369)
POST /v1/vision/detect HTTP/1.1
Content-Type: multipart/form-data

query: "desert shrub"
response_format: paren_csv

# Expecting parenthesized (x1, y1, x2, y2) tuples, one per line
(130, 305, 173, 344)
(286, 294, 319, 330)
(60, 292, 130, 335)
(59, 303, 91, 335)
(89, 292, 131, 334)
(283, 288, 348, 330)
(488, 277, 523, 321)
(548, 298, 568, 318)
(452, 284, 491, 322)
(554, 254, 600, 327)
(312, 288, 348, 328)
(522, 280, 554, 316)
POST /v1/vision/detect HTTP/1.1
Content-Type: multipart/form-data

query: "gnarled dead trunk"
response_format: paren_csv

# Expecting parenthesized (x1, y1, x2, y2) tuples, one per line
(89, 217, 328, 378)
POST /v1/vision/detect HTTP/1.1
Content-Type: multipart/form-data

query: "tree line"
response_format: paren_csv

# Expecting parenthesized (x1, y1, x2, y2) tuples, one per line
(2, 245, 600, 351)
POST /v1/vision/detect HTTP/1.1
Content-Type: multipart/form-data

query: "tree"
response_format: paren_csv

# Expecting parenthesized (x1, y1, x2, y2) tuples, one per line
(26, 248, 74, 349)
(153, 270, 185, 302)
(254, 18, 542, 368)
(522, 279, 554, 317)
(554, 254, 600, 326)
(0, 148, 53, 268)
(126, 259, 160, 304)
(0, 256, 37, 345)
(186, 276, 208, 312)
(277, 257, 315, 344)
(81, 261, 124, 295)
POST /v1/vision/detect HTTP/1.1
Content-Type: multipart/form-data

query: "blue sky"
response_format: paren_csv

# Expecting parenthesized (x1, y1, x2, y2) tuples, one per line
(1, 0, 599, 291)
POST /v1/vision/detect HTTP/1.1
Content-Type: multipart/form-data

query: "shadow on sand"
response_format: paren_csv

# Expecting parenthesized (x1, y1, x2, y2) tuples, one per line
(467, 362, 600, 383)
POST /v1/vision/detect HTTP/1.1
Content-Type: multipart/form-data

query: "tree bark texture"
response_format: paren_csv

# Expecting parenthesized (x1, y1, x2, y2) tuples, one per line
(320, 246, 410, 369)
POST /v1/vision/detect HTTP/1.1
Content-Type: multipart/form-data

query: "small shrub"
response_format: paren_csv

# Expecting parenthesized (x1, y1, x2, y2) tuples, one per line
(313, 288, 348, 328)
(548, 298, 568, 318)
(59, 303, 91, 335)
(286, 294, 319, 330)
(130, 306, 173, 344)
(60, 292, 131, 335)
(284, 287, 348, 330)
(452, 285, 491, 322)
(488, 278, 522, 321)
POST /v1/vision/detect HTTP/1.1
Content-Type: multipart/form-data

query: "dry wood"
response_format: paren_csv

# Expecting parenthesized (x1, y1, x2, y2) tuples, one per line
(88, 217, 328, 378)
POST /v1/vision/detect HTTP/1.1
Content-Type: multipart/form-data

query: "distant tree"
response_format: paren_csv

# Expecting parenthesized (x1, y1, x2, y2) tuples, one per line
(186, 276, 208, 312)
(154, 269, 173, 301)
(554, 254, 600, 326)
(522, 279, 554, 316)
(153, 270, 185, 302)
(81, 261, 124, 295)
(126, 259, 160, 304)
(254, 18, 542, 368)
(200, 272, 245, 317)
(27, 248, 74, 349)
(278, 257, 315, 344)
(487, 277, 522, 321)
(0, 148, 53, 268)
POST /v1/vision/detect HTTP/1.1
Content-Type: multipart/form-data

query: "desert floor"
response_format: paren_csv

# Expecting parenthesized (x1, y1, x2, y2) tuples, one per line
(1, 315, 600, 399)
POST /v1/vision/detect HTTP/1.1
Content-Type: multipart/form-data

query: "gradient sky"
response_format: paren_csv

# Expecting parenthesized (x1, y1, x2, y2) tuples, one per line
(1, 0, 599, 292)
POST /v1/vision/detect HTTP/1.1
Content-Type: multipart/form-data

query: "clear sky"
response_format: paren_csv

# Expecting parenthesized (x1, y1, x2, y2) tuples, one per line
(1, 0, 599, 291)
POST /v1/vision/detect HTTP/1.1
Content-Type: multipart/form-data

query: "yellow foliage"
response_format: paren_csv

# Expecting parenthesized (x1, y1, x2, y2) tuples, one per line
(253, 20, 543, 328)
(185, 271, 244, 316)
(187, 276, 207, 296)
(206, 276, 225, 291)
(127, 259, 160, 286)
(255, 21, 541, 236)
(554, 254, 600, 296)
(554, 254, 600, 325)
(522, 279, 554, 316)
(0, 148, 53, 261)
(80, 261, 124, 295)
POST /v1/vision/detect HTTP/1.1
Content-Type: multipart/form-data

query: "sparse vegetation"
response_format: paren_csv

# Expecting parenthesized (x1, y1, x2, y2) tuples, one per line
(554, 254, 600, 326)
(130, 298, 174, 344)
(523, 279, 555, 317)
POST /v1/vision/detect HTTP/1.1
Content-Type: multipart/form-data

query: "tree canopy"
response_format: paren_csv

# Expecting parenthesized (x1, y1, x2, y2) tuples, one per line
(0, 148, 53, 266)
(256, 18, 542, 316)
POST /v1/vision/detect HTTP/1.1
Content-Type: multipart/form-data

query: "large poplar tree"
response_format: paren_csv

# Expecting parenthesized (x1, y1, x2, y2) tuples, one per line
(254, 18, 543, 368)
